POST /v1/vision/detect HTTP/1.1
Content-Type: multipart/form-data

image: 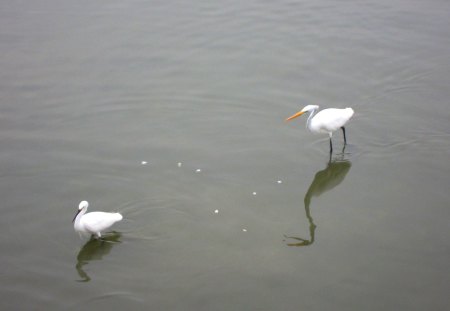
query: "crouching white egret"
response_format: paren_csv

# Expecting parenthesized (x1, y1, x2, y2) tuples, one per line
(286, 105, 354, 152)
(73, 201, 123, 238)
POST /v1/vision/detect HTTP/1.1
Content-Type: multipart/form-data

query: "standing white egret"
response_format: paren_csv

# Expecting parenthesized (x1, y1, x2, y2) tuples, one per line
(286, 105, 354, 152)
(73, 201, 123, 238)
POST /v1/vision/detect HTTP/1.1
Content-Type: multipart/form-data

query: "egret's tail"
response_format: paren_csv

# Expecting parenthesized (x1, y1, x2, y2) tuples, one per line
(114, 213, 123, 222)
(345, 108, 354, 119)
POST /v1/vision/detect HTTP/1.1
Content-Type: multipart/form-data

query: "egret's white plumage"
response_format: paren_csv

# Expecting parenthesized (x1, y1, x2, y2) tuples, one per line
(286, 105, 354, 151)
(73, 201, 123, 238)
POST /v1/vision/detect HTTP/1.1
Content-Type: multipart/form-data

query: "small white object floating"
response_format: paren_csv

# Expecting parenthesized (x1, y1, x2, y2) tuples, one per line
(242, 228, 247, 232)
(214, 209, 219, 214)
(252, 192, 257, 196)
(141, 161, 147, 165)
(195, 169, 202, 173)
(277, 180, 282, 184)
(177, 162, 182, 167)
(73, 201, 123, 239)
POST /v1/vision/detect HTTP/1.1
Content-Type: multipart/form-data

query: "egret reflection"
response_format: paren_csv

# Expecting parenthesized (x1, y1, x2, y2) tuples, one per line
(75, 232, 122, 282)
(285, 157, 351, 246)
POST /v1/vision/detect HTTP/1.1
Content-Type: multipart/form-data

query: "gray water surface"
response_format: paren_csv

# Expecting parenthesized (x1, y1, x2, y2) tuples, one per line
(1, 1, 449, 310)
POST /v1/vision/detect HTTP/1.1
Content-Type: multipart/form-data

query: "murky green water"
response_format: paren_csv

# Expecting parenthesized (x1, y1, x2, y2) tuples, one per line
(1, 0, 449, 310)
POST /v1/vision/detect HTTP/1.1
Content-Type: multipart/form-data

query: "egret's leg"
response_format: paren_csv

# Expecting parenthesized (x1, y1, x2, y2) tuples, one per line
(329, 133, 333, 153)
(341, 127, 347, 144)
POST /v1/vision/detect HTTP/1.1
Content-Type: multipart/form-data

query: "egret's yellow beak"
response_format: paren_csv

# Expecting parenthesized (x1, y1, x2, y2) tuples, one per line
(285, 110, 305, 122)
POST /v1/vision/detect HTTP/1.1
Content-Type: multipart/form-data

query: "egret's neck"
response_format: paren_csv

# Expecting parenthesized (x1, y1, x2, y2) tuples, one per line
(74, 209, 86, 227)
(306, 109, 317, 130)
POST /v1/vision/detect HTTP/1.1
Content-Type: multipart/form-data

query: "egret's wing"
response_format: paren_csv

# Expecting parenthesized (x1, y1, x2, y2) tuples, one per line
(314, 108, 354, 132)
(82, 212, 122, 233)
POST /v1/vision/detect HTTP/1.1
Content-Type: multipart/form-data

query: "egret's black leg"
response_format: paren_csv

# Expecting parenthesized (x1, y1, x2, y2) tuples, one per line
(341, 126, 347, 145)
(329, 138, 333, 154)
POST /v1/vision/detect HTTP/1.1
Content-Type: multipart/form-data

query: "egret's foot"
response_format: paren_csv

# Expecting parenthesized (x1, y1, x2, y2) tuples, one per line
(283, 235, 312, 247)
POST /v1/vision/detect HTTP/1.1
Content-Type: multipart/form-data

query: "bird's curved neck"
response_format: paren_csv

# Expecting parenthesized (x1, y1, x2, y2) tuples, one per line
(74, 209, 86, 225)
(306, 108, 317, 129)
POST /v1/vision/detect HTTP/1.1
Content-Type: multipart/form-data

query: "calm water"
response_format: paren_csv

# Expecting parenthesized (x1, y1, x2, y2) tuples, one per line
(1, 0, 449, 310)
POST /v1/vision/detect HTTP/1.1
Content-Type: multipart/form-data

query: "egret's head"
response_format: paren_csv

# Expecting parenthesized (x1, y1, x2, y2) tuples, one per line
(79, 201, 89, 211)
(285, 105, 319, 122)
(301, 105, 319, 113)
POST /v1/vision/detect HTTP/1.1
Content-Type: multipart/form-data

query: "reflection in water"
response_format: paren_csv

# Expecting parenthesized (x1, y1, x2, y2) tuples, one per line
(285, 157, 351, 246)
(75, 232, 122, 282)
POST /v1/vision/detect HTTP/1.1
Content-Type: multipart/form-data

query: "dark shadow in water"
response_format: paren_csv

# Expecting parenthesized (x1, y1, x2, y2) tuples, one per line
(75, 232, 122, 282)
(285, 153, 351, 246)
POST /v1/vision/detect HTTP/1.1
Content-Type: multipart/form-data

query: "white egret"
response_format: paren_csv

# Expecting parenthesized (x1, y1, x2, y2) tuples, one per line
(73, 201, 123, 238)
(286, 105, 354, 152)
